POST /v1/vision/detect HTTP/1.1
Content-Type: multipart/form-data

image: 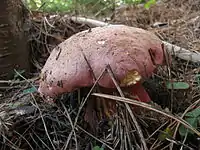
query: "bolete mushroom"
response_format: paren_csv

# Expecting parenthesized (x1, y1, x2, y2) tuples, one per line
(38, 25, 167, 122)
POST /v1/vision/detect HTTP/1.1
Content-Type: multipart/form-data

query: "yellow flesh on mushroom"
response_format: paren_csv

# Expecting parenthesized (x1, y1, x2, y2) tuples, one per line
(120, 70, 141, 86)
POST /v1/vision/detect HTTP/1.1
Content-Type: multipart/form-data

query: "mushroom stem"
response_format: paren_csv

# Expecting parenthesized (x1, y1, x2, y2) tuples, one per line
(130, 83, 151, 103)
(84, 98, 98, 132)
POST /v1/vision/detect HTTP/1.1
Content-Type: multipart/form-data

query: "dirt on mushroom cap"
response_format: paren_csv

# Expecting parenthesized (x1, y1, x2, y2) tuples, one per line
(38, 25, 165, 97)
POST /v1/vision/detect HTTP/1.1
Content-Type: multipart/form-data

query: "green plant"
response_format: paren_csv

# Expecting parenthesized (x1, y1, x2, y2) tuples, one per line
(166, 81, 190, 90)
(144, 0, 156, 9)
(158, 127, 174, 141)
(93, 146, 104, 150)
(179, 107, 200, 136)
(23, 0, 73, 12)
(23, 0, 157, 13)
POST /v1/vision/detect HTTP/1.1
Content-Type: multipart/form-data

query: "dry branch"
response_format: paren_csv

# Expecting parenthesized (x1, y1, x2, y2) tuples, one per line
(163, 41, 200, 63)
(70, 16, 200, 63)
(70, 16, 110, 27)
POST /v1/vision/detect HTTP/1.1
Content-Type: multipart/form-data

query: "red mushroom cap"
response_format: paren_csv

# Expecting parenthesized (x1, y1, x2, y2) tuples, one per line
(38, 25, 165, 97)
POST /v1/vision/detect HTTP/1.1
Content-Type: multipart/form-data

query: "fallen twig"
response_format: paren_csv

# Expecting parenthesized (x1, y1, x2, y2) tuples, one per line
(70, 16, 110, 27)
(70, 16, 200, 63)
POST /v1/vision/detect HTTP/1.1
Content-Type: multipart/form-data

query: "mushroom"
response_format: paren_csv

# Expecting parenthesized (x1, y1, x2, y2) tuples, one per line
(38, 25, 167, 124)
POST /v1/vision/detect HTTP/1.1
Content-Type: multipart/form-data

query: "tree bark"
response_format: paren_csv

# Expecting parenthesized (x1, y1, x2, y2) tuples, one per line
(0, 0, 29, 80)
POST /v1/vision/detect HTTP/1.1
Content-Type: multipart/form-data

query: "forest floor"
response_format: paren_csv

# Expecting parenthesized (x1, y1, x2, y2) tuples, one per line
(0, 0, 200, 149)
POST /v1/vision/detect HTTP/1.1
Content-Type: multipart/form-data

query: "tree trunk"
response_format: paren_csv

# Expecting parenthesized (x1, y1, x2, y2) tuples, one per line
(0, 0, 29, 80)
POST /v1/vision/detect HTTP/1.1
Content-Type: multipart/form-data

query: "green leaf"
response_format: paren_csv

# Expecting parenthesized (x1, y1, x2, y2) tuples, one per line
(93, 146, 104, 150)
(179, 117, 198, 136)
(195, 74, 200, 88)
(179, 108, 200, 137)
(185, 107, 200, 118)
(166, 81, 190, 90)
(23, 87, 37, 94)
(144, 0, 156, 9)
(158, 127, 173, 141)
